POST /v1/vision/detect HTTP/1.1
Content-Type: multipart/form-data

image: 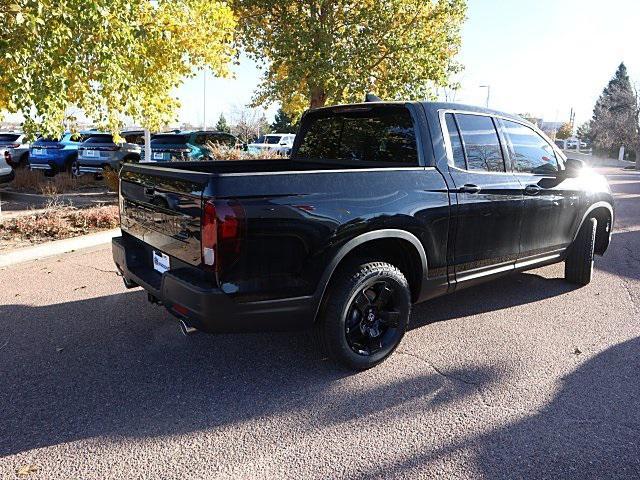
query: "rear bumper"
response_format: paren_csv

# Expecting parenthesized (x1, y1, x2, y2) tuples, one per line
(29, 151, 72, 171)
(78, 157, 118, 174)
(79, 165, 104, 174)
(112, 234, 315, 333)
(29, 162, 54, 172)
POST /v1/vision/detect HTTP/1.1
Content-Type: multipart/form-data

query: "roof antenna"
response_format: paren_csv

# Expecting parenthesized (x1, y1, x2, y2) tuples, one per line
(364, 93, 382, 102)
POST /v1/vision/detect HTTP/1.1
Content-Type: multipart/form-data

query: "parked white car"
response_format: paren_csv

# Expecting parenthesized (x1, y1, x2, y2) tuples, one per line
(0, 132, 30, 168)
(248, 134, 295, 156)
(0, 148, 15, 184)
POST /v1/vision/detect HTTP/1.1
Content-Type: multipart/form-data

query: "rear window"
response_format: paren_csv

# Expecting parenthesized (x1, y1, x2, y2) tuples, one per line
(295, 106, 418, 166)
(0, 134, 20, 142)
(123, 132, 144, 145)
(208, 133, 236, 147)
(83, 134, 114, 144)
(151, 134, 188, 145)
(264, 135, 282, 144)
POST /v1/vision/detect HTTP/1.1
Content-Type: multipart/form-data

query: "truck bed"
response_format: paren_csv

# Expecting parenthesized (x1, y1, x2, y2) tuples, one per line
(136, 158, 414, 175)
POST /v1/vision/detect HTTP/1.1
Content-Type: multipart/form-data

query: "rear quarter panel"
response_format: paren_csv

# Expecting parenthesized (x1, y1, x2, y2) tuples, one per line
(213, 168, 450, 303)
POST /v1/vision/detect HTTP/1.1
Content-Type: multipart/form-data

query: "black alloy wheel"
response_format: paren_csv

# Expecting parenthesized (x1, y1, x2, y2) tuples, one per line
(317, 261, 411, 370)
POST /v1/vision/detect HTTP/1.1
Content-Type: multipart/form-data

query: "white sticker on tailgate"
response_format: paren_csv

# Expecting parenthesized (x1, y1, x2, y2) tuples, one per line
(153, 250, 170, 274)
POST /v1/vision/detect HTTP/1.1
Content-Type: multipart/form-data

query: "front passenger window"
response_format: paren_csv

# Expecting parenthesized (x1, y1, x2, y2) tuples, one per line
(455, 114, 505, 172)
(501, 120, 558, 174)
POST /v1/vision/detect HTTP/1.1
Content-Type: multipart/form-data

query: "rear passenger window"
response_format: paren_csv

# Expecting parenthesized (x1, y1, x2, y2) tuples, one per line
(501, 120, 558, 174)
(445, 114, 466, 169)
(296, 107, 418, 166)
(455, 114, 505, 172)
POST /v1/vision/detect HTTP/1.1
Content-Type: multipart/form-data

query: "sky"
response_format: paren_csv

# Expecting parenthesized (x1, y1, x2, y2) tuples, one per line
(4, 0, 636, 129)
(176, 0, 640, 128)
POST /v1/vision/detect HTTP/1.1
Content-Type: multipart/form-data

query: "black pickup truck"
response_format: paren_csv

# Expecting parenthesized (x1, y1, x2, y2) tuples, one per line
(112, 101, 614, 370)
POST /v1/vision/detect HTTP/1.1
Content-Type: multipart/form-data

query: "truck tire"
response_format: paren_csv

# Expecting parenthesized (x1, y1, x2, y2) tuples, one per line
(565, 217, 597, 286)
(317, 260, 411, 370)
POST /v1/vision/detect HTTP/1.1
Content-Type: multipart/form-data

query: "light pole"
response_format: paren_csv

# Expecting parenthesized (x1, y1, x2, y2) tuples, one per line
(203, 69, 207, 131)
(479, 85, 491, 108)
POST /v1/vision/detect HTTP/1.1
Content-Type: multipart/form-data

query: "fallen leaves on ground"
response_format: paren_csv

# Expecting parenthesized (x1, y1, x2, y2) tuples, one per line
(16, 464, 38, 476)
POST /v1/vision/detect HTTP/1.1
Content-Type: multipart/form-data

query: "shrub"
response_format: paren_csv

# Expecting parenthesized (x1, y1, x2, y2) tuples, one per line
(102, 168, 120, 192)
(204, 143, 285, 160)
(10, 169, 45, 192)
(10, 169, 100, 195)
(0, 204, 119, 244)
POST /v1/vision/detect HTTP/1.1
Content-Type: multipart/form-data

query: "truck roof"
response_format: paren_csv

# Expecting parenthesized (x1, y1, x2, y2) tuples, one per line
(309, 101, 527, 125)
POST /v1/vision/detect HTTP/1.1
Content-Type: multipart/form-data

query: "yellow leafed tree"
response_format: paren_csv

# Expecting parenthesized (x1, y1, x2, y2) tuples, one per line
(0, 0, 236, 138)
(233, 0, 467, 118)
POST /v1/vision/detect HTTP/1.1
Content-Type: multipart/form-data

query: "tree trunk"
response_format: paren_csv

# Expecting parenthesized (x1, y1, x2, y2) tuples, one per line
(636, 144, 640, 170)
(310, 87, 327, 109)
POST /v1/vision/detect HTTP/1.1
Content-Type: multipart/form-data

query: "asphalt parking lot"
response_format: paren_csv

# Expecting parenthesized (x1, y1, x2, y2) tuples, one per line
(1, 167, 639, 479)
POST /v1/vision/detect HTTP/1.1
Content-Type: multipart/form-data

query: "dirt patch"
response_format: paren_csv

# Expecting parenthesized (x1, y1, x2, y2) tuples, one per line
(0, 201, 119, 251)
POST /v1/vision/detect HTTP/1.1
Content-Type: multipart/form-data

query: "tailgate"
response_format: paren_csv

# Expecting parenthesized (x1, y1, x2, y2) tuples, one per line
(119, 163, 211, 266)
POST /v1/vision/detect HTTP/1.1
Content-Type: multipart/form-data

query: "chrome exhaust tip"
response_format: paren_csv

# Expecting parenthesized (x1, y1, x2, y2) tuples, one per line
(179, 319, 198, 336)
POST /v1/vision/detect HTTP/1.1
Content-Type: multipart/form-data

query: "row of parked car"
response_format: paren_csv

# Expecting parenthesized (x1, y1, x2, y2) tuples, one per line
(0, 129, 296, 181)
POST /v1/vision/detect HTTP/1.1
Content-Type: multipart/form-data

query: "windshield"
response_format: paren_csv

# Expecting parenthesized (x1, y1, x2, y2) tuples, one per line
(151, 134, 188, 145)
(0, 134, 20, 143)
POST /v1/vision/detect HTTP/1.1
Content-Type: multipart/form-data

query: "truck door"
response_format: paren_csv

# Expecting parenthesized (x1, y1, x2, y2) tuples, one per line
(442, 112, 524, 287)
(497, 119, 582, 261)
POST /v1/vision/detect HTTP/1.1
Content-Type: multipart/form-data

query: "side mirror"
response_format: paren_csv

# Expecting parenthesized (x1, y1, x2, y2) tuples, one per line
(564, 158, 585, 177)
(242, 143, 248, 151)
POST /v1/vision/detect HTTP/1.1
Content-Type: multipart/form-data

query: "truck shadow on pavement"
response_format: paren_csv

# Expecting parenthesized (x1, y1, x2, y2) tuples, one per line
(411, 271, 578, 329)
(357, 336, 640, 479)
(0, 289, 500, 458)
(0, 265, 629, 463)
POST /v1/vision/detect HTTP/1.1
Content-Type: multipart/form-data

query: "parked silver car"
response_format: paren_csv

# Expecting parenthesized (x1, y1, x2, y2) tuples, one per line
(76, 130, 144, 175)
(0, 132, 30, 169)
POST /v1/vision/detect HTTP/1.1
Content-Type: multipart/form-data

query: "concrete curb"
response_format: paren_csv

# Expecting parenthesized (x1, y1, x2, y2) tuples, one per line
(0, 228, 120, 268)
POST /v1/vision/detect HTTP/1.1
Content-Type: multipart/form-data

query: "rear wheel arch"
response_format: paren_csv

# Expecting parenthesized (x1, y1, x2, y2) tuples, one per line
(313, 230, 428, 322)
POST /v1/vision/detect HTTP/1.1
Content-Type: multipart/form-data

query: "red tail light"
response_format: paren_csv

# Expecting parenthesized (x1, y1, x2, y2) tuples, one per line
(201, 199, 244, 276)
(4, 143, 20, 149)
(202, 201, 217, 267)
(4, 150, 12, 166)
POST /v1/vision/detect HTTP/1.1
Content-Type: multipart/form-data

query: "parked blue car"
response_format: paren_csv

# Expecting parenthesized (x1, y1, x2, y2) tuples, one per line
(141, 131, 240, 162)
(29, 131, 93, 175)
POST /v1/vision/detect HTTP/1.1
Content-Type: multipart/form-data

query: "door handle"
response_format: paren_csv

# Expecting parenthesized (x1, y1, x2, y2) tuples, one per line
(524, 184, 542, 196)
(459, 184, 481, 194)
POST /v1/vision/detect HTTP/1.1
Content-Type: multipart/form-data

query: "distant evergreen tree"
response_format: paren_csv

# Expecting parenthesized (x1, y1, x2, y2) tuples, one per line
(270, 108, 298, 133)
(556, 122, 573, 140)
(590, 63, 636, 153)
(215, 114, 231, 133)
(576, 122, 592, 142)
